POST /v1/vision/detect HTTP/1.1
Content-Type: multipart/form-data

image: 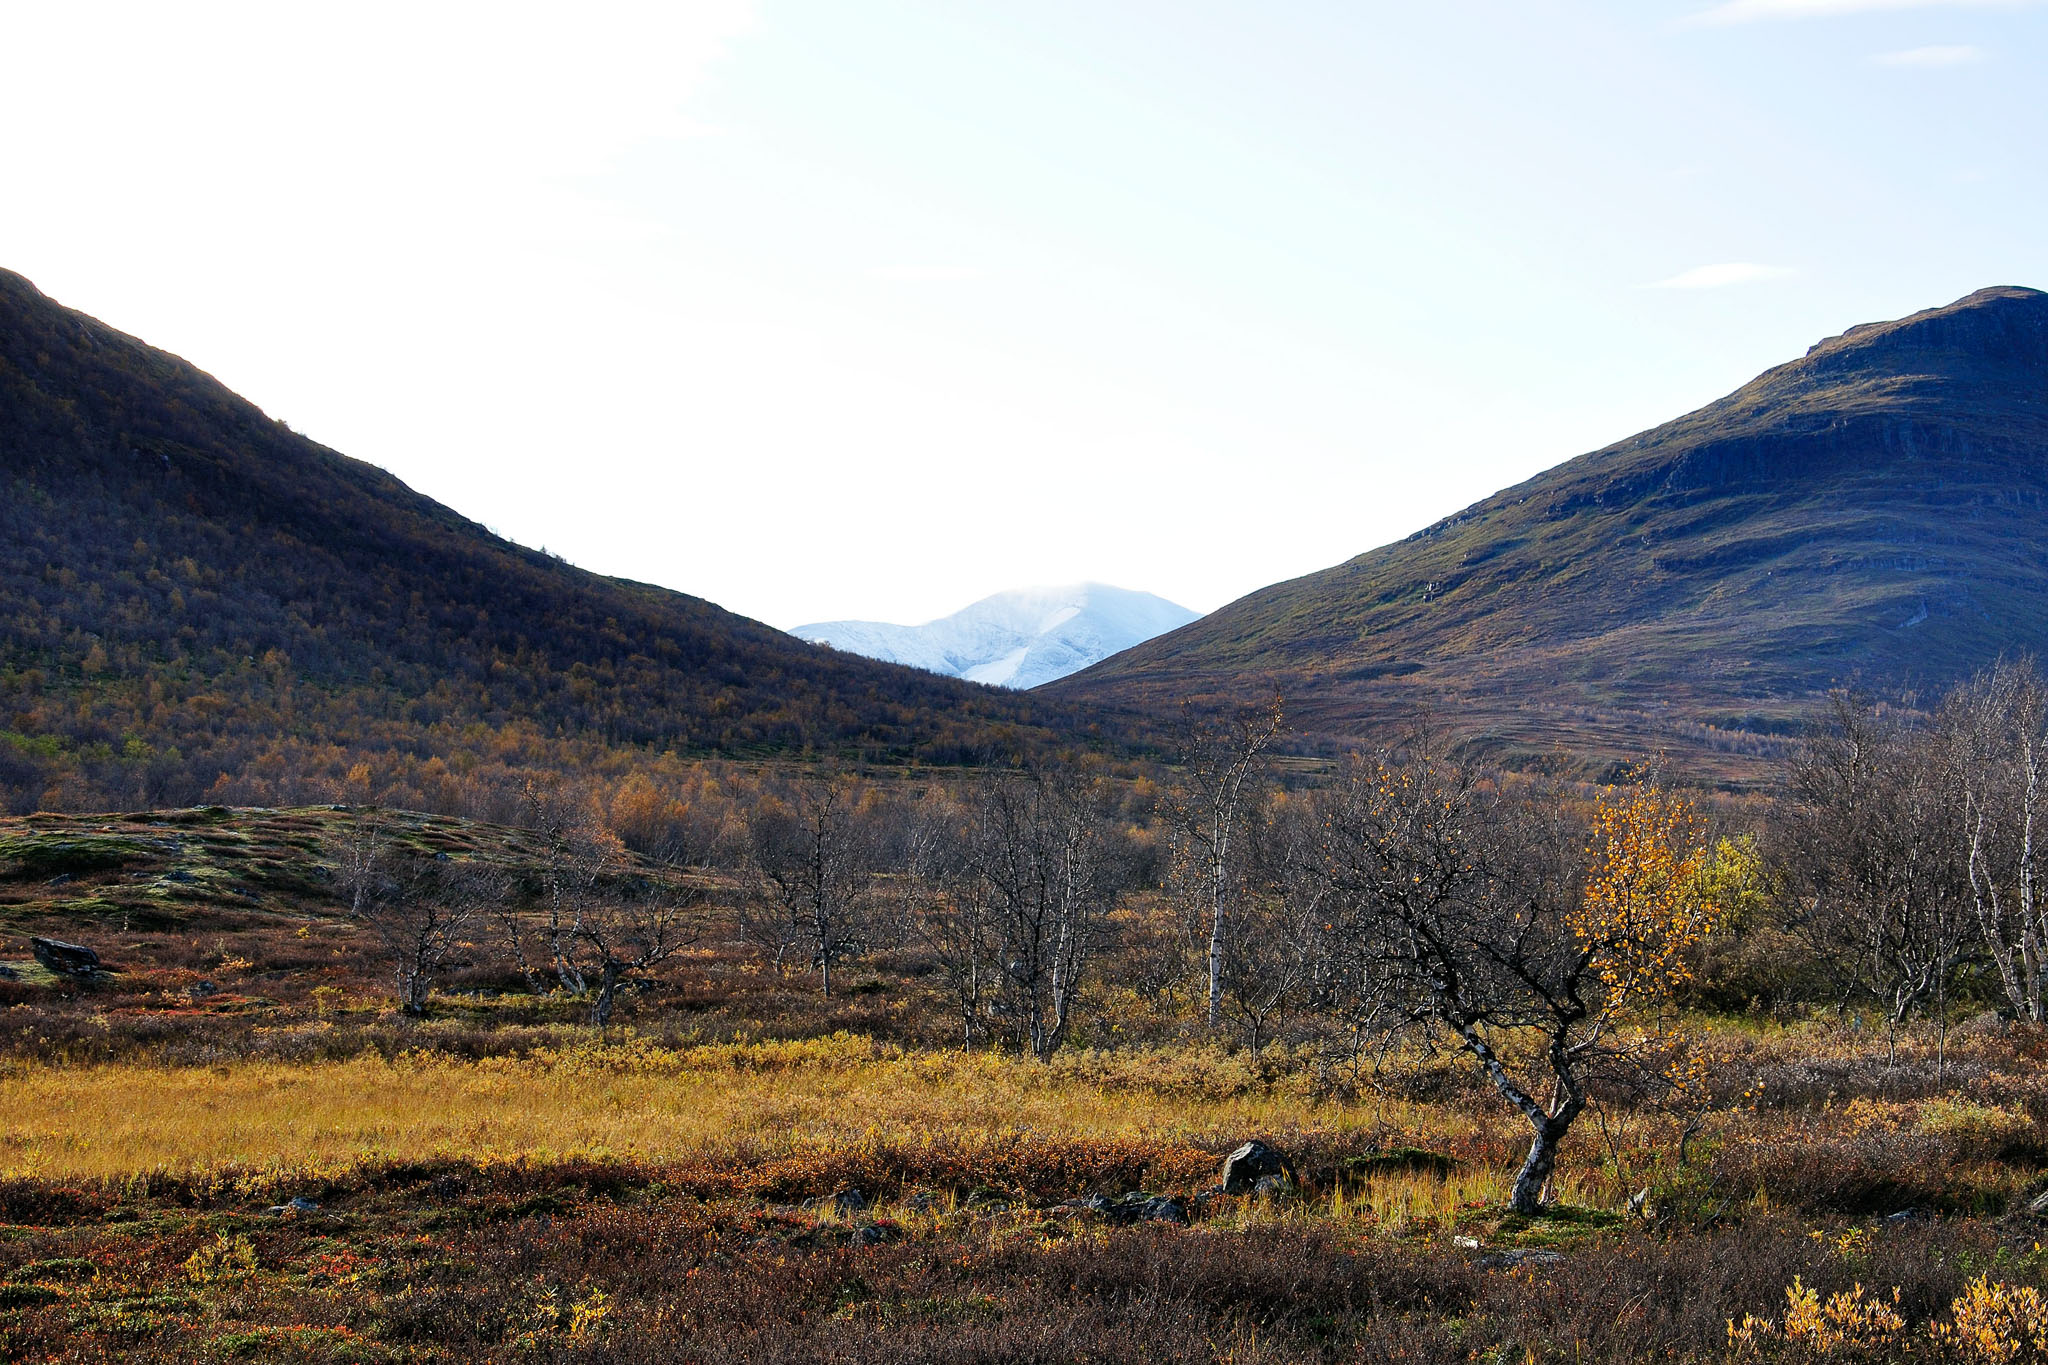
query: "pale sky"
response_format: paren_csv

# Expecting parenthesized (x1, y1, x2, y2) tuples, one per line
(3, 1, 2044, 629)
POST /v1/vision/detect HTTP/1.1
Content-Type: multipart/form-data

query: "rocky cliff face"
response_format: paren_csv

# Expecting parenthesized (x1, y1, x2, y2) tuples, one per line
(1047, 287, 2048, 781)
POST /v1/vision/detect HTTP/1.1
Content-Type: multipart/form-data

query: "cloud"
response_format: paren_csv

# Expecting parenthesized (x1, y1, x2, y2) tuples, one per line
(1871, 43, 1987, 63)
(1686, 0, 2027, 24)
(867, 265, 984, 282)
(1647, 263, 1797, 289)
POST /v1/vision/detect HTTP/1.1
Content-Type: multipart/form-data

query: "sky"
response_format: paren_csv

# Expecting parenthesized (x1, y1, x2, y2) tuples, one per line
(2, 1, 2044, 629)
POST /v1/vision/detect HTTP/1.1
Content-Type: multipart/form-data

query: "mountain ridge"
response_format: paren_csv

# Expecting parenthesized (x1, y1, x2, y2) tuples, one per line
(794, 583, 1198, 689)
(1046, 286, 2048, 780)
(0, 268, 1121, 812)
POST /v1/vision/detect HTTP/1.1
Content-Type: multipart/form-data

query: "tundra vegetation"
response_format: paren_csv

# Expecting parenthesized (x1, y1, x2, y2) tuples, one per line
(7, 676, 2048, 1361)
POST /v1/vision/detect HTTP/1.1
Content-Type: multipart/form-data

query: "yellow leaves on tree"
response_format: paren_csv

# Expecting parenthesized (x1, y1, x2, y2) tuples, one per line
(1571, 784, 1717, 1016)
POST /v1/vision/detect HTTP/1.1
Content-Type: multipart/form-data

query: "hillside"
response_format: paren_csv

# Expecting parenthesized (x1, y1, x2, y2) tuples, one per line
(0, 270, 1117, 813)
(1048, 287, 2048, 779)
(793, 584, 1199, 689)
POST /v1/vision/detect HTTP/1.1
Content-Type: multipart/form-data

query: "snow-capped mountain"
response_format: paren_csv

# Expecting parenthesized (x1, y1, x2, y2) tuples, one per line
(791, 584, 1200, 690)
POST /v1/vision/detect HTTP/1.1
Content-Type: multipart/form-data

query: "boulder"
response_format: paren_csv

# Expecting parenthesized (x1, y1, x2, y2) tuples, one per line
(1104, 1193, 1187, 1226)
(1139, 1197, 1188, 1225)
(1221, 1140, 1293, 1195)
(31, 937, 102, 978)
(2028, 1188, 2048, 1219)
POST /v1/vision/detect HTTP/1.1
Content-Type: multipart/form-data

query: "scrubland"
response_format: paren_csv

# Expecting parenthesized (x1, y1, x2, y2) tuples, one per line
(3, 1022, 2048, 1362)
(5, 769, 2048, 1362)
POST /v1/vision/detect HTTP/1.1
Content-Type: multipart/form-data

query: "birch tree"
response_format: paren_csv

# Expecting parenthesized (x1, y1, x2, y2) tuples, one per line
(1323, 754, 1717, 1215)
(1167, 697, 1283, 1029)
(1942, 659, 2048, 1023)
(746, 773, 877, 996)
(963, 762, 1119, 1061)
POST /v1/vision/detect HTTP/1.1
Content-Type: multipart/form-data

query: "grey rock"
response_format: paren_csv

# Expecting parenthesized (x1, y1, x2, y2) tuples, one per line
(1885, 1207, 1929, 1223)
(2028, 1188, 2048, 1218)
(1253, 1174, 1292, 1198)
(189, 980, 220, 999)
(801, 1189, 867, 1218)
(1221, 1140, 1292, 1195)
(0, 965, 17, 981)
(1105, 1192, 1187, 1226)
(265, 1196, 320, 1217)
(1473, 1248, 1565, 1271)
(31, 937, 102, 977)
(1140, 1197, 1188, 1225)
(43, 874, 73, 887)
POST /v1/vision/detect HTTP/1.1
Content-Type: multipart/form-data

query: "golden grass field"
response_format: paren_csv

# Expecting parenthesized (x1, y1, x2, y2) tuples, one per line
(4, 1028, 2048, 1362)
(0, 1035, 1501, 1196)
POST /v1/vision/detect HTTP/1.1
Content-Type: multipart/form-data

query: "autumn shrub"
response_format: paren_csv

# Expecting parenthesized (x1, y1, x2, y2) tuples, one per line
(1932, 1277, 2048, 1364)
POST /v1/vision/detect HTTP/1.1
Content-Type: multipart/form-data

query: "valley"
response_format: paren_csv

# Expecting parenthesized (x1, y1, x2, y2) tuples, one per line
(7, 277, 2048, 1363)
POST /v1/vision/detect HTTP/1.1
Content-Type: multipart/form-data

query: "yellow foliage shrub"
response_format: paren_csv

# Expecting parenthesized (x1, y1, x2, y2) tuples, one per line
(1729, 1277, 1903, 1358)
(1931, 1276, 2048, 1364)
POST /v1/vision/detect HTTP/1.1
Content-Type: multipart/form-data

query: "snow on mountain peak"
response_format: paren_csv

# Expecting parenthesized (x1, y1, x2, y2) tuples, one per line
(790, 583, 1199, 689)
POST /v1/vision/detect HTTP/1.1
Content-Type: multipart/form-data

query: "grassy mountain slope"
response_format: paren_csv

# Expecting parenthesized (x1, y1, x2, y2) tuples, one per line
(0, 269, 1111, 811)
(1049, 287, 2048, 779)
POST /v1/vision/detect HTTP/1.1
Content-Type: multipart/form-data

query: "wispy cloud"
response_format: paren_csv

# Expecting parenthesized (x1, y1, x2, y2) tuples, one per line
(867, 264, 983, 282)
(1871, 42, 1986, 63)
(1686, 0, 2027, 24)
(1648, 263, 1797, 290)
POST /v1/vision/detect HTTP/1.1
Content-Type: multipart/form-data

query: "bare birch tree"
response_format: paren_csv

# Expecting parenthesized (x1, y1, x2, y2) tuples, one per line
(962, 761, 1119, 1061)
(746, 773, 878, 996)
(1167, 697, 1284, 1029)
(334, 811, 499, 1015)
(1215, 792, 1332, 1056)
(1782, 694, 1975, 1057)
(1942, 658, 2048, 1023)
(494, 782, 705, 1024)
(899, 789, 999, 1046)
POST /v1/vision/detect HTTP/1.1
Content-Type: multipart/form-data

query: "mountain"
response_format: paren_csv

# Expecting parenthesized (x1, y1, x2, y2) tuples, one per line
(793, 584, 1199, 690)
(0, 269, 1122, 813)
(1047, 287, 2048, 780)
